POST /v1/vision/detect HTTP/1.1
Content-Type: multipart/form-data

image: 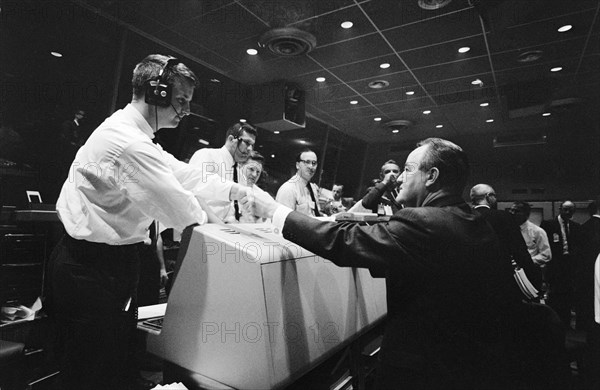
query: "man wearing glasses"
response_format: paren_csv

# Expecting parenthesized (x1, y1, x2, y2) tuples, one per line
(276, 149, 322, 217)
(189, 122, 257, 222)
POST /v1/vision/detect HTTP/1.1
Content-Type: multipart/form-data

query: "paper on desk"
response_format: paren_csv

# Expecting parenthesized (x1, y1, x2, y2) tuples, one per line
(138, 303, 167, 320)
(151, 383, 188, 389)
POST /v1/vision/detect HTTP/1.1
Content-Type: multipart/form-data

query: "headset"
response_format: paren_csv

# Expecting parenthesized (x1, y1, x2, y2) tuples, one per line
(144, 57, 180, 107)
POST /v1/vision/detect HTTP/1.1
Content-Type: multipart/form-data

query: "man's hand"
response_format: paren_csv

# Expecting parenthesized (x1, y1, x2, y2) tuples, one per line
(242, 189, 280, 219)
(382, 171, 398, 189)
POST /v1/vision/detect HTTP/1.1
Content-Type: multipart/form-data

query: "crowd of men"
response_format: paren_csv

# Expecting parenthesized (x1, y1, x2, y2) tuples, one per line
(47, 54, 600, 390)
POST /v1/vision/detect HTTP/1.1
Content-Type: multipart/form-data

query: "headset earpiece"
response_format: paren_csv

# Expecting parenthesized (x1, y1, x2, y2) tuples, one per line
(145, 57, 179, 107)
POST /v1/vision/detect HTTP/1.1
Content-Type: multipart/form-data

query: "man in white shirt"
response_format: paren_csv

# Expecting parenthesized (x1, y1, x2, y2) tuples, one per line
(188, 122, 257, 222)
(49, 54, 250, 390)
(276, 149, 322, 217)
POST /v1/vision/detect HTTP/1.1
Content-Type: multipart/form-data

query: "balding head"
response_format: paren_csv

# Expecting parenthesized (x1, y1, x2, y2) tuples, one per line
(470, 183, 497, 208)
(560, 200, 576, 220)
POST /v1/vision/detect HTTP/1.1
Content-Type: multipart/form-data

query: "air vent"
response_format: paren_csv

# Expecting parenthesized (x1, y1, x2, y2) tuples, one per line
(517, 50, 543, 63)
(418, 0, 452, 10)
(493, 133, 547, 148)
(368, 80, 390, 89)
(384, 120, 413, 132)
(259, 28, 317, 57)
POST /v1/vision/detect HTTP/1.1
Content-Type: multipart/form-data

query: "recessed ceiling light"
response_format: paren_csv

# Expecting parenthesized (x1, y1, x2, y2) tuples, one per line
(274, 131, 280, 134)
(558, 25, 572, 33)
(542, 112, 551, 117)
(392, 129, 400, 134)
(210, 78, 221, 83)
(436, 124, 443, 128)
(458, 47, 470, 53)
(350, 100, 358, 105)
(299, 140, 307, 144)
(379, 63, 390, 69)
(246, 48, 258, 55)
(316, 77, 326, 82)
(471, 78, 483, 86)
(486, 119, 494, 123)
(480, 102, 489, 107)
(271, 154, 275, 158)
(423, 110, 431, 115)
(406, 91, 415, 95)
(341, 21, 353, 29)
(198, 139, 209, 145)
(374, 117, 382, 121)
(50, 51, 63, 57)
(239, 119, 247, 123)
(551, 66, 563, 72)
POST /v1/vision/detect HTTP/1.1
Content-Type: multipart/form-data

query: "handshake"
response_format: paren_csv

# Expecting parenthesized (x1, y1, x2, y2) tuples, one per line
(237, 186, 280, 220)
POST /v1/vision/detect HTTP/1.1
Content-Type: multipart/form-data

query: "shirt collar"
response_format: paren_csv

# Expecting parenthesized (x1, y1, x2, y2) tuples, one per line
(126, 104, 155, 140)
(220, 145, 235, 167)
(474, 204, 490, 209)
(294, 173, 309, 186)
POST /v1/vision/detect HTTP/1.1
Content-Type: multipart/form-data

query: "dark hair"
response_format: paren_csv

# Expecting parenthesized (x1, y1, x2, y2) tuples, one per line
(225, 122, 257, 140)
(511, 201, 531, 216)
(379, 159, 400, 178)
(416, 138, 469, 191)
(295, 148, 317, 162)
(132, 54, 198, 97)
(587, 199, 599, 215)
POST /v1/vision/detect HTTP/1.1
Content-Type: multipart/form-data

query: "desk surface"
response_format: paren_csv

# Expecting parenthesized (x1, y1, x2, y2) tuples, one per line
(14, 210, 59, 222)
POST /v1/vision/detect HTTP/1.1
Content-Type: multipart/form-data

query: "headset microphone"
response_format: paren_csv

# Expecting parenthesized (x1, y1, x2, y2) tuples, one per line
(170, 103, 186, 119)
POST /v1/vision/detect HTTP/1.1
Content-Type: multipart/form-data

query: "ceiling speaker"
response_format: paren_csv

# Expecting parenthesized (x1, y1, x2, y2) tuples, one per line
(259, 28, 317, 56)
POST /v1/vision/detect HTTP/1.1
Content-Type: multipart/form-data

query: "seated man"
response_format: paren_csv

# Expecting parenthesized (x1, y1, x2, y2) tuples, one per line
(361, 159, 402, 215)
(323, 183, 348, 215)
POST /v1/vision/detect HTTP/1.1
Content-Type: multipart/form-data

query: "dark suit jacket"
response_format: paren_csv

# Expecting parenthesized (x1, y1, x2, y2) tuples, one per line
(473, 206, 541, 289)
(282, 191, 523, 388)
(541, 218, 581, 280)
(361, 181, 401, 214)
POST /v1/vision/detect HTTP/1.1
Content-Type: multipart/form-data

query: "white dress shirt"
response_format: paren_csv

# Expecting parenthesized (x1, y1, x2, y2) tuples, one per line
(275, 174, 321, 217)
(519, 220, 552, 265)
(188, 146, 239, 221)
(595, 253, 600, 324)
(57, 104, 232, 245)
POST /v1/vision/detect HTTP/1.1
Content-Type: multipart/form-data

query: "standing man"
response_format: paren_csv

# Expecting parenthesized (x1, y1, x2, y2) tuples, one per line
(276, 149, 322, 217)
(189, 122, 257, 223)
(249, 138, 544, 389)
(579, 199, 600, 332)
(470, 184, 540, 290)
(542, 200, 581, 328)
(49, 54, 250, 390)
(60, 109, 86, 148)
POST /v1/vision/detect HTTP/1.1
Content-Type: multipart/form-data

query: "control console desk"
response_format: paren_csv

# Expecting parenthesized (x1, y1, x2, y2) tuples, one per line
(148, 222, 386, 389)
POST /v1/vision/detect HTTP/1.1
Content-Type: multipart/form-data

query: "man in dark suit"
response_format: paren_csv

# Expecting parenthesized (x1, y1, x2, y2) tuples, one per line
(249, 138, 549, 389)
(542, 200, 581, 328)
(470, 183, 541, 292)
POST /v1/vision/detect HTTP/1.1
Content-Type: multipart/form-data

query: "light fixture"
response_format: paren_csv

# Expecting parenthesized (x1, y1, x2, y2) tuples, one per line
(436, 124, 443, 128)
(341, 21, 353, 29)
(239, 119, 247, 123)
(392, 129, 400, 133)
(542, 112, 551, 117)
(558, 25, 572, 33)
(380, 63, 390, 69)
(418, 0, 453, 10)
(299, 140, 307, 144)
(368, 80, 389, 89)
(246, 48, 258, 55)
(551, 66, 563, 72)
(210, 78, 221, 83)
(480, 102, 489, 107)
(274, 131, 280, 134)
(471, 78, 483, 86)
(50, 51, 63, 57)
(271, 154, 275, 158)
(350, 100, 358, 105)
(406, 91, 415, 95)
(423, 110, 431, 115)
(198, 139, 210, 145)
(374, 117, 382, 121)
(458, 47, 470, 53)
(486, 119, 494, 123)
(316, 77, 326, 82)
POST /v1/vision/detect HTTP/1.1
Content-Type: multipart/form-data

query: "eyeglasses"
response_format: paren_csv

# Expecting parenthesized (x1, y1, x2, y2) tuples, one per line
(299, 159, 318, 167)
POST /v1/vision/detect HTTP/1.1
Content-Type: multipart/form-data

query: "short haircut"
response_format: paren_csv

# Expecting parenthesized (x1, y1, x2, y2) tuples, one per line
(333, 183, 344, 189)
(296, 148, 317, 162)
(416, 138, 470, 192)
(379, 159, 399, 177)
(247, 150, 265, 164)
(225, 122, 258, 140)
(512, 201, 531, 216)
(131, 54, 199, 98)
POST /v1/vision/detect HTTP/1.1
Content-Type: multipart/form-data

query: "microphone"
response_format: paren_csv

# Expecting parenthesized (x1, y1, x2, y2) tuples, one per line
(170, 103, 187, 119)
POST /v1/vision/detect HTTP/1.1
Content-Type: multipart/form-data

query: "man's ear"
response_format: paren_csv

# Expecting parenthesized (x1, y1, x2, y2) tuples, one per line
(425, 167, 439, 187)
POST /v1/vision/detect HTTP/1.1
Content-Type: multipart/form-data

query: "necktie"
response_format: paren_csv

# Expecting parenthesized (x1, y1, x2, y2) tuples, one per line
(306, 182, 320, 217)
(233, 163, 241, 221)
